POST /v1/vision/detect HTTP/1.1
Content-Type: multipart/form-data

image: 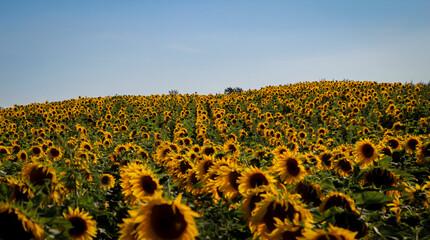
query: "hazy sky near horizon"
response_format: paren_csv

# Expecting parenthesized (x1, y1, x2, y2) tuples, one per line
(1, 1, 430, 108)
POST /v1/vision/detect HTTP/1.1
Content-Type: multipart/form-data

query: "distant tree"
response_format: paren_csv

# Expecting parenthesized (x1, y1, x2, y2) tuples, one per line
(224, 87, 243, 95)
(169, 89, 179, 95)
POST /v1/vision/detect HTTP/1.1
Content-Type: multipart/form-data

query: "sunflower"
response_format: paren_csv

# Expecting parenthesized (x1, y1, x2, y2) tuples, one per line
(238, 166, 276, 195)
(121, 162, 143, 204)
(297, 224, 357, 240)
(136, 148, 149, 161)
(100, 174, 116, 190)
(272, 150, 307, 184)
(272, 145, 289, 159)
(294, 180, 323, 207)
(184, 167, 204, 196)
(250, 192, 313, 239)
(317, 127, 328, 137)
(387, 196, 402, 223)
(154, 144, 174, 165)
(134, 192, 199, 240)
(200, 145, 216, 156)
(115, 144, 129, 154)
(22, 162, 57, 193)
(319, 192, 359, 215)
(215, 162, 242, 201)
(253, 146, 268, 160)
(167, 153, 195, 183)
(203, 167, 224, 203)
(141, 132, 150, 140)
(6, 177, 34, 203)
(129, 166, 162, 200)
(333, 212, 368, 239)
(241, 188, 270, 222)
(385, 137, 401, 150)
(0, 202, 45, 240)
(29, 146, 43, 158)
(182, 137, 192, 146)
(392, 122, 405, 132)
(223, 140, 240, 156)
(0, 145, 10, 155)
(80, 141, 92, 151)
(46, 146, 62, 161)
(118, 209, 140, 240)
(361, 167, 398, 188)
(334, 157, 354, 177)
(297, 131, 306, 139)
(319, 150, 333, 170)
(403, 135, 420, 154)
(266, 217, 308, 240)
(355, 138, 378, 168)
(300, 153, 321, 172)
(416, 142, 430, 164)
(190, 144, 200, 154)
(378, 142, 392, 157)
(195, 155, 215, 180)
(63, 207, 97, 240)
(17, 150, 28, 161)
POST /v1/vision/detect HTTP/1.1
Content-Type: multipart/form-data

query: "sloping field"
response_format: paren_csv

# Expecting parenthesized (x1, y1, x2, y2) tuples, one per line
(1, 80, 429, 239)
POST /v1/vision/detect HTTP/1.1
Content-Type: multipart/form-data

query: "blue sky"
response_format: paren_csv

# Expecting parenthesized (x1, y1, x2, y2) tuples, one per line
(1, 1, 430, 108)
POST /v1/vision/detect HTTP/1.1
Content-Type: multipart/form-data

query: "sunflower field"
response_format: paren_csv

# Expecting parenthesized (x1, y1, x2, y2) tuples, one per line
(1, 80, 430, 240)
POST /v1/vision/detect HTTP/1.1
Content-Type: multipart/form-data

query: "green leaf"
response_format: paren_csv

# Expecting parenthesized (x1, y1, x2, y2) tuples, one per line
(379, 155, 392, 168)
(192, 180, 204, 189)
(354, 191, 393, 206)
(319, 177, 336, 191)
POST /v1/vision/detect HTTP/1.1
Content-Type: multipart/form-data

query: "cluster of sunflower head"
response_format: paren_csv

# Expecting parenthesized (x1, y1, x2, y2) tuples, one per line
(149, 133, 429, 239)
(0, 80, 430, 239)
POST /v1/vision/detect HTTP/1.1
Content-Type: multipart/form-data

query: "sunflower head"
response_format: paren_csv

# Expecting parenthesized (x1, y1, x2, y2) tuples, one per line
(100, 174, 116, 190)
(298, 224, 358, 240)
(241, 188, 269, 222)
(334, 212, 368, 239)
(334, 157, 354, 177)
(29, 146, 43, 158)
(266, 217, 307, 240)
(273, 150, 307, 184)
(63, 207, 97, 240)
(0, 203, 45, 240)
(416, 142, 430, 164)
(361, 167, 398, 188)
(403, 136, 420, 154)
(134, 193, 199, 240)
(319, 151, 333, 170)
(223, 140, 240, 156)
(201, 145, 216, 156)
(319, 192, 360, 215)
(378, 143, 392, 157)
(118, 209, 140, 240)
(249, 192, 313, 238)
(184, 167, 204, 196)
(129, 166, 162, 200)
(238, 166, 275, 195)
(214, 162, 242, 201)
(355, 139, 378, 168)
(294, 180, 323, 207)
(46, 146, 62, 161)
(17, 150, 28, 161)
(0, 146, 10, 155)
(7, 177, 34, 203)
(196, 155, 215, 180)
(22, 162, 57, 193)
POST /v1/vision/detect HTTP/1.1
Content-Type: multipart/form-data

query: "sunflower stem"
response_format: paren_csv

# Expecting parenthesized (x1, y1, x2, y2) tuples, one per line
(168, 175, 172, 198)
(75, 182, 79, 208)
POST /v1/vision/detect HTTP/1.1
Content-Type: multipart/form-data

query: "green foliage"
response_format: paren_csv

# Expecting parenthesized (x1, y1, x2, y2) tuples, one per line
(224, 87, 243, 95)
